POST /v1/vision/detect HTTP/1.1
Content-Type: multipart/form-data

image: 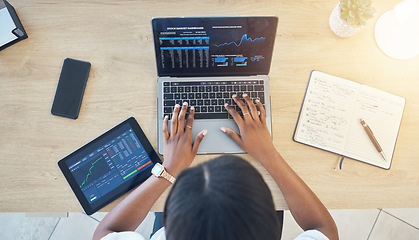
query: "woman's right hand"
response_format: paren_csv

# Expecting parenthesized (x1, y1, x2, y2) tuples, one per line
(221, 94, 277, 163)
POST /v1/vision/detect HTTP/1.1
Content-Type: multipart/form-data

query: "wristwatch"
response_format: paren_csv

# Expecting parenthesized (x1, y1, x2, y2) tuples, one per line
(151, 163, 176, 184)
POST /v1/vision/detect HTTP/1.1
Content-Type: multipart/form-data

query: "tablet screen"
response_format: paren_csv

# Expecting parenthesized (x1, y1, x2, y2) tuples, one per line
(58, 117, 161, 214)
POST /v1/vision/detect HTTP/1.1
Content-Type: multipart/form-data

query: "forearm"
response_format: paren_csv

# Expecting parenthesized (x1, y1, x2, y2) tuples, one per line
(93, 176, 170, 240)
(260, 151, 338, 240)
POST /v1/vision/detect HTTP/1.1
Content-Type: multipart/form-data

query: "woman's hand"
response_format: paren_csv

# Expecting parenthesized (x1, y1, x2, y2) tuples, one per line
(221, 94, 277, 162)
(163, 102, 207, 177)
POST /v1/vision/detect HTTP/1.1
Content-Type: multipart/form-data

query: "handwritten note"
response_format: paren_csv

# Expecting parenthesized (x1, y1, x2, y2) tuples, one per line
(294, 71, 405, 169)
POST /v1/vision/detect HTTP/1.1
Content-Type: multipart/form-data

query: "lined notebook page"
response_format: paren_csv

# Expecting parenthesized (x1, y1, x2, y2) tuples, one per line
(294, 71, 360, 154)
(343, 85, 405, 169)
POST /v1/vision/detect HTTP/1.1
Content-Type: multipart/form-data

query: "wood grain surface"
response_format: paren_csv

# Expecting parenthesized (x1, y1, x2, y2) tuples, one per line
(0, 0, 418, 212)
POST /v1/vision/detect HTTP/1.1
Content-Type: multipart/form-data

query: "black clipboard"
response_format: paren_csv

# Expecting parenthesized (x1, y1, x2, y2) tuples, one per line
(0, 0, 28, 51)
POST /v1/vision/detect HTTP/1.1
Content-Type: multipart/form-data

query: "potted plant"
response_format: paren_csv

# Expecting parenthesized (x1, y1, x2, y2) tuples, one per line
(329, 0, 376, 37)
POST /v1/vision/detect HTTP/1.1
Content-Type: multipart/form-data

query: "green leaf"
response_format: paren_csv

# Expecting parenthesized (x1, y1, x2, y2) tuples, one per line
(341, 11, 349, 20)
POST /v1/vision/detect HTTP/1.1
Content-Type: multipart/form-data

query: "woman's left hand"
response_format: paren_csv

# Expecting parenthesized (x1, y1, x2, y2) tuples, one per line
(162, 102, 207, 177)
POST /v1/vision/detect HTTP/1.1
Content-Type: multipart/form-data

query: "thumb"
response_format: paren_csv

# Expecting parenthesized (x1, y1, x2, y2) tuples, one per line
(220, 127, 243, 148)
(192, 129, 208, 155)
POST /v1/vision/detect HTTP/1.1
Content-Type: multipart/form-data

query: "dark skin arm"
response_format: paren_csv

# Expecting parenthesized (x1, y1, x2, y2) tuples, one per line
(93, 102, 206, 240)
(221, 94, 339, 240)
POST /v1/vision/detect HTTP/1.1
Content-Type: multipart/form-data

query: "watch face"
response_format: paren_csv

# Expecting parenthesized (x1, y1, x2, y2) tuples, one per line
(152, 163, 164, 176)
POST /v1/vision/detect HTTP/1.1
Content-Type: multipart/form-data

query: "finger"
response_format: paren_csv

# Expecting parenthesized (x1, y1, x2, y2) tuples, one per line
(171, 104, 180, 135)
(163, 115, 169, 141)
(185, 106, 195, 134)
(192, 129, 208, 155)
(255, 99, 266, 124)
(220, 127, 244, 149)
(224, 103, 244, 127)
(177, 102, 188, 133)
(243, 93, 259, 121)
(232, 94, 250, 118)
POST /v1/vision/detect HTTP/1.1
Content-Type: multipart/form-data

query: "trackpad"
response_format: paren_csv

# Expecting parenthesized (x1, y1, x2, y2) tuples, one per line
(192, 119, 244, 154)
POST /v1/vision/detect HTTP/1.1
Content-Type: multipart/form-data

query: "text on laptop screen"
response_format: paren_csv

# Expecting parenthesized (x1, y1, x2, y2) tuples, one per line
(152, 17, 278, 77)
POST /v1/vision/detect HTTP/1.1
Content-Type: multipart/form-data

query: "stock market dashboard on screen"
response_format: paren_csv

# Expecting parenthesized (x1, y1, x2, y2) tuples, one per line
(152, 16, 278, 76)
(68, 128, 152, 205)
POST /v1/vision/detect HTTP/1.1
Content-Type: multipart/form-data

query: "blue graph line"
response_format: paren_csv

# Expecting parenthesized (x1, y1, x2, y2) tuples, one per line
(214, 34, 265, 47)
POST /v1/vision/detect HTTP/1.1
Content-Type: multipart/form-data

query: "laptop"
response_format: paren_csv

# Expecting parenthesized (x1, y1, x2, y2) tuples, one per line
(152, 16, 278, 154)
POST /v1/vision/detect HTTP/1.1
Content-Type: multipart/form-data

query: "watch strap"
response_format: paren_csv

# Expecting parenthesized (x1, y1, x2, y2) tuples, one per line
(161, 170, 176, 184)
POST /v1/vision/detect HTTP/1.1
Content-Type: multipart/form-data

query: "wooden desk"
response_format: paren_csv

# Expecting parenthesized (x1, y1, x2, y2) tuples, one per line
(1, 0, 418, 212)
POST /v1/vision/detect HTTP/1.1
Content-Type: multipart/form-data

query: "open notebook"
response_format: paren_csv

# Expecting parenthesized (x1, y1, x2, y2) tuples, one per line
(293, 71, 405, 169)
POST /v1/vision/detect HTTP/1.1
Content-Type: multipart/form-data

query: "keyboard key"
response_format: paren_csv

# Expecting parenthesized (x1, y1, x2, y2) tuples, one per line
(181, 93, 188, 99)
(194, 113, 229, 119)
(213, 86, 219, 92)
(240, 85, 247, 91)
(220, 86, 226, 92)
(175, 100, 182, 105)
(210, 93, 216, 98)
(171, 87, 177, 93)
(258, 92, 265, 103)
(218, 99, 225, 105)
(201, 106, 208, 112)
(204, 99, 210, 105)
(254, 85, 264, 91)
(247, 85, 254, 91)
(190, 100, 196, 106)
(164, 87, 170, 93)
(206, 86, 212, 92)
(164, 107, 172, 113)
(197, 99, 203, 106)
(203, 93, 209, 99)
(195, 106, 201, 112)
(227, 85, 233, 91)
(215, 106, 221, 112)
(164, 94, 173, 99)
(251, 92, 257, 98)
(216, 93, 223, 98)
(163, 82, 170, 86)
(192, 86, 198, 92)
(199, 86, 205, 92)
(174, 93, 180, 99)
(185, 86, 191, 92)
(178, 86, 184, 92)
(196, 93, 202, 99)
(223, 92, 230, 98)
(233, 85, 240, 91)
(226, 99, 232, 105)
(211, 99, 217, 105)
(188, 93, 194, 99)
(208, 106, 214, 112)
(164, 100, 175, 106)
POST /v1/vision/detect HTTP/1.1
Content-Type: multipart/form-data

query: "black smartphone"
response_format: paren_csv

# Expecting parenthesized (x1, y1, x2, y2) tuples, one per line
(51, 58, 91, 119)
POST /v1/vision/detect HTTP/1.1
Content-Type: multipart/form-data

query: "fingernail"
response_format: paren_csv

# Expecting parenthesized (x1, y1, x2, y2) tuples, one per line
(243, 93, 248, 98)
(175, 104, 180, 108)
(202, 129, 208, 136)
(220, 127, 226, 132)
(255, 99, 260, 103)
(224, 103, 229, 108)
(232, 94, 237, 98)
(164, 115, 168, 120)
(183, 102, 188, 106)
(191, 106, 194, 111)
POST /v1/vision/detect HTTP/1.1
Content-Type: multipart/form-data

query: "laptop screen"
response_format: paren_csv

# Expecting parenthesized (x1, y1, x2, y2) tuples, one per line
(152, 16, 278, 77)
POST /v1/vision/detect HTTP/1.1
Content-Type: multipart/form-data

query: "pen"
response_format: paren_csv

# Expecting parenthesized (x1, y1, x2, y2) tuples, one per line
(360, 119, 387, 162)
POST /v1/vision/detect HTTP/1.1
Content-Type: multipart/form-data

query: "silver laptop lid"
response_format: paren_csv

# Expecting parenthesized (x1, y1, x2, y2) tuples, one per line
(152, 16, 278, 77)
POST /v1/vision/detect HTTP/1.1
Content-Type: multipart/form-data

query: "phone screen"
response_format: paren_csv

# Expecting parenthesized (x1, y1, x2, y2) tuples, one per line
(51, 58, 91, 119)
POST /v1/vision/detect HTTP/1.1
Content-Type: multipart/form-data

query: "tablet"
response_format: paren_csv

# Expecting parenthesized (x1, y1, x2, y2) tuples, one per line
(58, 117, 161, 215)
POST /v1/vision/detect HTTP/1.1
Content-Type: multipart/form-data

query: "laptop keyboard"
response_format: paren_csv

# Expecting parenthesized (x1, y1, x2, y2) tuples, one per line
(163, 80, 265, 119)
